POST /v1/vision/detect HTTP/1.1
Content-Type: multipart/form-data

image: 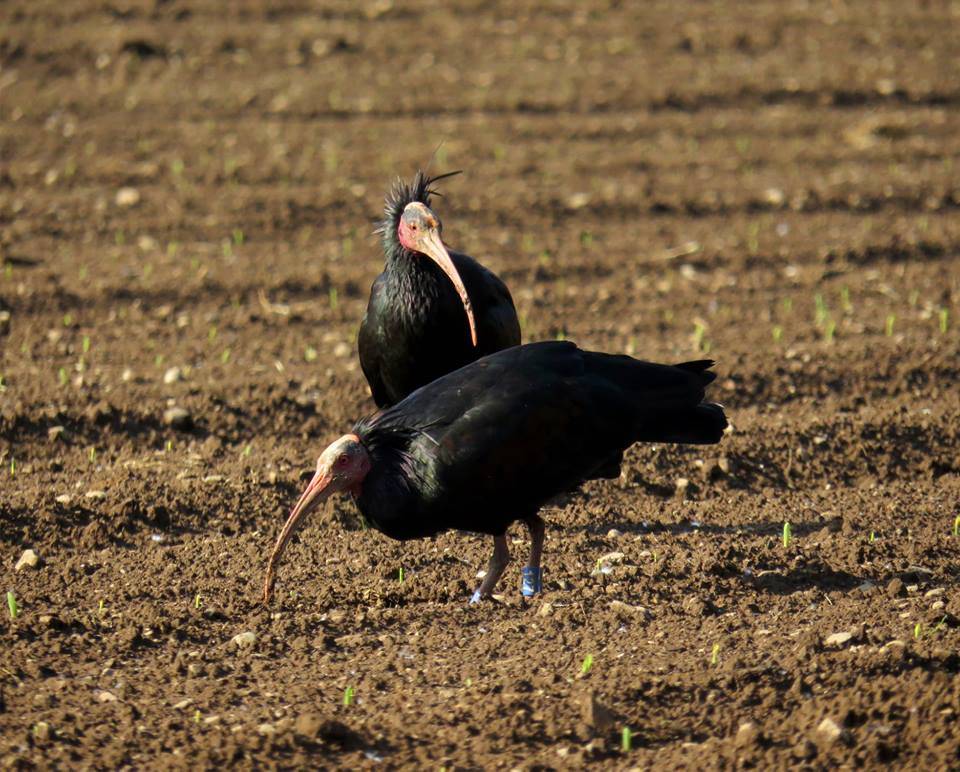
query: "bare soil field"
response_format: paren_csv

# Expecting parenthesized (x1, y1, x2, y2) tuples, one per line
(2, 0, 960, 768)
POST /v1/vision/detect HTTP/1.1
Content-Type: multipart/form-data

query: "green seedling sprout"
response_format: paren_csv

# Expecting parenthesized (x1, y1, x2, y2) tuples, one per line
(194, 593, 202, 609)
(909, 289, 919, 307)
(783, 521, 792, 548)
(304, 346, 318, 362)
(782, 297, 793, 314)
(221, 349, 231, 364)
(869, 531, 876, 543)
(7, 591, 18, 619)
(933, 616, 947, 633)
(63, 313, 73, 327)
(581, 654, 594, 676)
(9, 459, 14, 477)
(840, 286, 852, 313)
(692, 321, 706, 350)
(154, 353, 164, 367)
(343, 686, 355, 706)
(98, 600, 105, 615)
(58, 367, 68, 386)
(194, 709, 201, 724)
(622, 726, 633, 752)
(953, 515, 960, 537)
(0, 375, 5, 392)
(939, 308, 949, 334)
(4, 263, 11, 280)
(232, 229, 244, 246)
(824, 318, 836, 343)
(579, 231, 594, 248)
(814, 294, 828, 326)
(329, 287, 339, 310)
(208, 325, 218, 342)
(398, 567, 404, 583)
(221, 240, 233, 259)
(772, 325, 783, 343)
(82, 335, 91, 354)
(885, 314, 896, 337)
(89, 447, 97, 463)
(242, 444, 252, 458)
(914, 622, 922, 640)
(711, 642, 720, 665)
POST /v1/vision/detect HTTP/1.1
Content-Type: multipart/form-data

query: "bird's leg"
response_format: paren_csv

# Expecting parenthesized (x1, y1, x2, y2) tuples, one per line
(521, 515, 545, 597)
(470, 534, 510, 603)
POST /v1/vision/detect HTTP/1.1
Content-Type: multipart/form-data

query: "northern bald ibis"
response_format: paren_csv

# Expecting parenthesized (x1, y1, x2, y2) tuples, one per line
(264, 341, 728, 604)
(358, 171, 520, 408)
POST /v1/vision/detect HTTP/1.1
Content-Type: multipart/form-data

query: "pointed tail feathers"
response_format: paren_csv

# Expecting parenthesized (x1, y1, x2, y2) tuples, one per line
(640, 402, 727, 445)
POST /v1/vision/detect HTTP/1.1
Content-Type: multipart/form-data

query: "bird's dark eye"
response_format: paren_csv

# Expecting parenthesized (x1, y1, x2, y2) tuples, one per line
(337, 455, 349, 467)
(410, 224, 418, 231)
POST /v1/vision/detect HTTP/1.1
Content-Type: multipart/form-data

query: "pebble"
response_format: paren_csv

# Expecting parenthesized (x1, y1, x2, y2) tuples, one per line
(15, 549, 39, 571)
(606, 528, 623, 539)
(163, 406, 193, 430)
(924, 588, 944, 598)
(55, 495, 72, 507)
(115, 187, 141, 207)
(94, 689, 118, 703)
(537, 602, 553, 617)
(231, 631, 256, 649)
(84, 490, 107, 500)
(257, 722, 276, 736)
(173, 698, 193, 710)
(675, 477, 689, 495)
(294, 712, 323, 738)
(333, 342, 351, 358)
(824, 631, 852, 647)
(735, 721, 761, 747)
(816, 717, 843, 745)
(32, 722, 51, 742)
(203, 475, 224, 483)
(47, 425, 66, 442)
(886, 577, 904, 597)
(121, 368, 134, 382)
(163, 367, 182, 385)
(598, 551, 625, 564)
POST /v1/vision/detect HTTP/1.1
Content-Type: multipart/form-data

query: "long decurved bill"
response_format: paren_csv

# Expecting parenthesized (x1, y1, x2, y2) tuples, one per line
(418, 229, 478, 347)
(262, 468, 333, 604)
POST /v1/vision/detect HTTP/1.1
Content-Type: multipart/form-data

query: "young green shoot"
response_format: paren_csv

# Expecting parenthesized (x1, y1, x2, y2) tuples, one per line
(693, 321, 706, 351)
(58, 367, 68, 386)
(581, 653, 594, 676)
(824, 318, 836, 343)
(221, 348, 231, 364)
(0, 375, 5, 392)
(783, 521, 792, 549)
(194, 593, 202, 609)
(885, 314, 896, 337)
(579, 230, 594, 248)
(7, 591, 17, 619)
(772, 325, 783, 343)
(82, 335, 91, 353)
(89, 447, 97, 463)
(622, 726, 633, 752)
(165, 439, 173, 453)
(304, 346, 318, 362)
(869, 530, 876, 543)
(953, 515, 959, 537)
(914, 622, 922, 640)
(398, 567, 404, 583)
(711, 642, 720, 666)
(242, 444, 252, 458)
(194, 709, 201, 724)
(343, 686, 355, 707)
(98, 599, 105, 615)
(909, 289, 919, 307)
(840, 286, 852, 313)
(208, 325, 218, 342)
(9, 459, 14, 477)
(232, 229, 244, 246)
(814, 294, 828, 326)
(63, 313, 73, 327)
(940, 308, 949, 334)
(329, 287, 339, 310)
(154, 353, 164, 367)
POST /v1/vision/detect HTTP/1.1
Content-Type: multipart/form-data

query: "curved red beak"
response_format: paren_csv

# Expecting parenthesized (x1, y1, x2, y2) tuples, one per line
(417, 228, 478, 347)
(262, 468, 334, 604)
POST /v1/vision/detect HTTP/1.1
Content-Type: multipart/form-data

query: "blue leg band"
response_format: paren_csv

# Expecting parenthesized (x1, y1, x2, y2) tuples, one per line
(521, 566, 542, 597)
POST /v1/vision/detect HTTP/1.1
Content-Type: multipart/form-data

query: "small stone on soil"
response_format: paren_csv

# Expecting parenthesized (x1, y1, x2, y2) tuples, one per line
(231, 631, 256, 649)
(736, 721, 761, 747)
(47, 425, 66, 442)
(886, 578, 904, 597)
(163, 406, 193, 430)
(824, 631, 853, 647)
(84, 490, 107, 500)
(163, 367, 182, 384)
(816, 717, 843, 745)
(606, 528, 622, 539)
(15, 549, 39, 571)
(115, 187, 141, 207)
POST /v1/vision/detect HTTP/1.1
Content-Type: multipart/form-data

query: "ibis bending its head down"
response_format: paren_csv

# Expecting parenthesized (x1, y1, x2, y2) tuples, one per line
(358, 170, 521, 408)
(264, 341, 728, 604)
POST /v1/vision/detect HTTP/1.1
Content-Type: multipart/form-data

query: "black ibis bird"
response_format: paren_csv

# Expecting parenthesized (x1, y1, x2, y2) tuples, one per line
(263, 341, 728, 604)
(358, 170, 521, 408)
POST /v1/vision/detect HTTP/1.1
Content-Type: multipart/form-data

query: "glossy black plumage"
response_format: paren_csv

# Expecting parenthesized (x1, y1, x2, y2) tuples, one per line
(351, 341, 728, 541)
(358, 172, 521, 407)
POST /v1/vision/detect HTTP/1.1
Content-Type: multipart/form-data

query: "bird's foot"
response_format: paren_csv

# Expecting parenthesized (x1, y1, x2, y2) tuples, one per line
(521, 566, 542, 597)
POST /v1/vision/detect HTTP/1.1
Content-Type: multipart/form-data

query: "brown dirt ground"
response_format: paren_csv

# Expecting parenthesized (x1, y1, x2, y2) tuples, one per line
(2, 0, 960, 768)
